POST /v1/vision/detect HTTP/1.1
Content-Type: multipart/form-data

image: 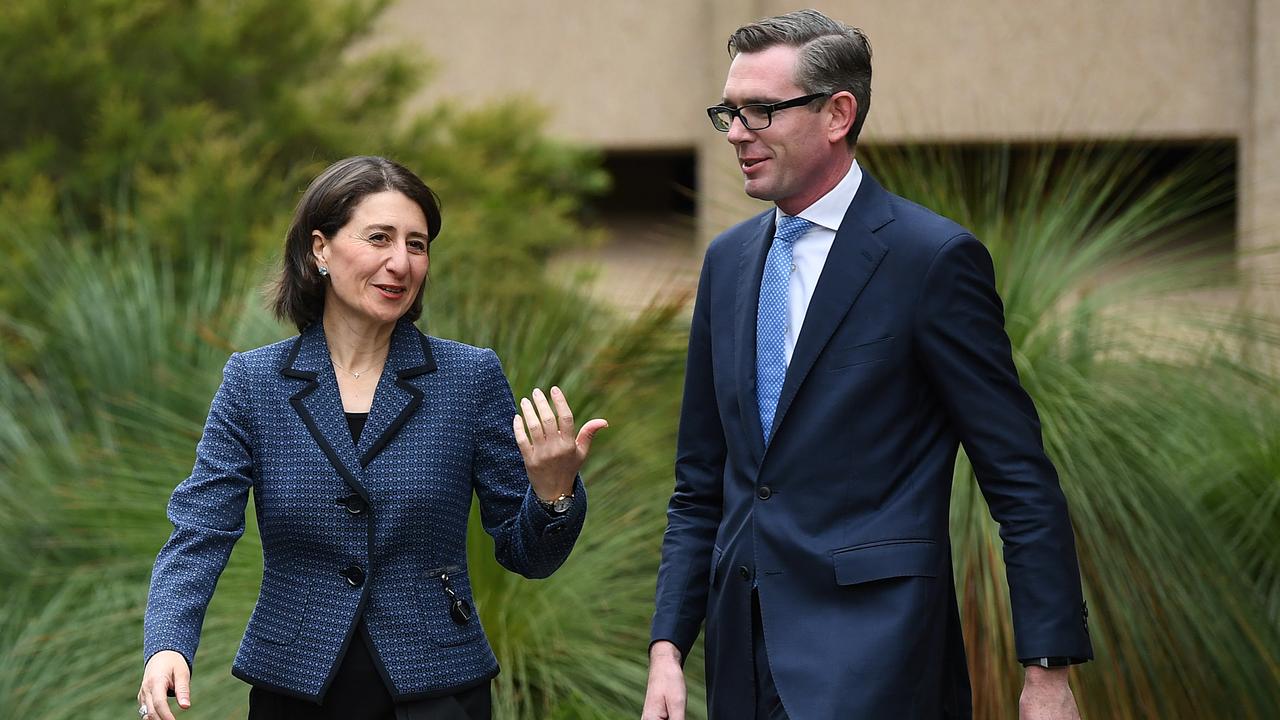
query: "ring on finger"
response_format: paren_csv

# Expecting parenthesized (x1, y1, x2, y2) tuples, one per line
(138, 705, 149, 719)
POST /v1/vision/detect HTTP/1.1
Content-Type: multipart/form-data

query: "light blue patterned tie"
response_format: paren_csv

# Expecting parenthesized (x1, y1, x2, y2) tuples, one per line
(757, 214, 813, 443)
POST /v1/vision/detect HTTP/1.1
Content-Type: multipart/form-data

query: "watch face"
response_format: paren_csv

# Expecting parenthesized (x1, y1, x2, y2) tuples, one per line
(551, 495, 573, 513)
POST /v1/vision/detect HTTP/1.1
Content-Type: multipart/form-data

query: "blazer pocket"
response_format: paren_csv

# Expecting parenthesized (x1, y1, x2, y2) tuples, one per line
(831, 539, 938, 586)
(709, 546, 724, 588)
(418, 567, 484, 648)
(827, 336, 895, 371)
(246, 566, 310, 645)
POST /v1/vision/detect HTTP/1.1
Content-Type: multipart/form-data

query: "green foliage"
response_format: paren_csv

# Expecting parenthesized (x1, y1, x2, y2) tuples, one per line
(863, 142, 1280, 718)
(0, 225, 695, 717)
(0, 0, 609, 365)
(2, 2, 1277, 717)
(0, 2, 636, 716)
(8, 138, 1276, 720)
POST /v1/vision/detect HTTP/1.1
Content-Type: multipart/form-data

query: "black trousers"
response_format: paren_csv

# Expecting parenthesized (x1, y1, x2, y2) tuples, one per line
(752, 590, 790, 720)
(248, 623, 491, 720)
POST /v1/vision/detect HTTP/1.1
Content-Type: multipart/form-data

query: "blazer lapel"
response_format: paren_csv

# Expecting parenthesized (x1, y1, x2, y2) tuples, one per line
(356, 320, 436, 468)
(769, 173, 894, 445)
(734, 210, 777, 462)
(282, 324, 368, 498)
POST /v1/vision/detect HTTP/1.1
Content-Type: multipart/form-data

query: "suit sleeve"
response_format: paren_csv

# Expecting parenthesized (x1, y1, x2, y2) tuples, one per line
(143, 352, 254, 670)
(650, 250, 727, 657)
(914, 234, 1093, 662)
(470, 348, 586, 579)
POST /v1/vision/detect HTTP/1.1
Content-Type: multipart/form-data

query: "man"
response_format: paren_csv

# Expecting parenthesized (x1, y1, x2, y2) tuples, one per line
(642, 10, 1092, 720)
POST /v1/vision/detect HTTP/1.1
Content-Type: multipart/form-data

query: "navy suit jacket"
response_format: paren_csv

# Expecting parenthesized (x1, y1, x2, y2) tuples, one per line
(651, 172, 1092, 719)
(144, 319, 585, 702)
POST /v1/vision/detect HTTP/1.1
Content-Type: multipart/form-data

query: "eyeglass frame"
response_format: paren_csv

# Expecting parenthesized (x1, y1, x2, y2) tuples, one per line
(706, 92, 831, 132)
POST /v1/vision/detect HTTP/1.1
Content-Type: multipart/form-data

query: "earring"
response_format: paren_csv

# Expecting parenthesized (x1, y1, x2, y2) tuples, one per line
(318, 266, 329, 277)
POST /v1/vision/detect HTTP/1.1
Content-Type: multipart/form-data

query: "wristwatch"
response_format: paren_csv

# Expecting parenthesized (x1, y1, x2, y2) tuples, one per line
(537, 493, 574, 515)
(1022, 657, 1073, 668)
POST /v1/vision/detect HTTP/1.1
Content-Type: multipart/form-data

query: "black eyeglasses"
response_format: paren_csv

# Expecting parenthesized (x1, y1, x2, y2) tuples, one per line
(706, 93, 830, 132)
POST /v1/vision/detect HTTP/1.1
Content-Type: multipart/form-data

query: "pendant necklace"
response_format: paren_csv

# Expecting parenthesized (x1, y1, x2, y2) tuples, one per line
(332, 356, 384, 380)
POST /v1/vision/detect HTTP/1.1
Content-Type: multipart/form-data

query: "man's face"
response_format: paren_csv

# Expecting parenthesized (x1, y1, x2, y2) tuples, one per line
(722, 45, 846, 215)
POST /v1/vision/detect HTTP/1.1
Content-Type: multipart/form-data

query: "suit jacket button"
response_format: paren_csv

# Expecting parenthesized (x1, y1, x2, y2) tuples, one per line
(738, 565, 750, 581)
(337, 494, 367, 515)
(757, 486, 772, 500)
(342, 564, 366, 588)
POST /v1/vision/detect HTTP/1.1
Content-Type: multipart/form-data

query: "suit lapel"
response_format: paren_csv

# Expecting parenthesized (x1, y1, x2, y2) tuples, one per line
(282, 324, 368, 498)
(769, 173, 894, 446)
(356, 320, 436, 467)
(734, 210, 777, 462)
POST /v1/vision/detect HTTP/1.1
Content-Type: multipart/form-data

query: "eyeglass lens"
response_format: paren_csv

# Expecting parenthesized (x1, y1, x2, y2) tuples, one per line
(712, 105, 773, 131)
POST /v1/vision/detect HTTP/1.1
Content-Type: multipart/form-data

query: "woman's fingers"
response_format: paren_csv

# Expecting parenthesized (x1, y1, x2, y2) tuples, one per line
(517, 385, 606, 498)
(531, 388, 559, 436)
(144, 674, 175, 720)
(549, 386, 574, 434)
(519, 396, 544, 441)
(173, 658, 192, 709)
(513, 413, 532, 457)
(139, 651, 190, 720)
(576, 418, 609, 457)
(520, 386, 606, 462)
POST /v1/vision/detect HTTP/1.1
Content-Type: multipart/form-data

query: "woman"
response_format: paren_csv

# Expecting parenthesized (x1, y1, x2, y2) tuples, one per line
(137, 156, 605, 720)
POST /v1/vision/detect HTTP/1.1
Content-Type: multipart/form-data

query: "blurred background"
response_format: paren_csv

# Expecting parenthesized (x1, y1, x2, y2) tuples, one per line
(0, 1, 1276, 718)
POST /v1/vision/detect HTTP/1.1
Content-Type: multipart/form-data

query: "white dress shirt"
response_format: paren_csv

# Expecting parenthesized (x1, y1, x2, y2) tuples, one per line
(775, 159, 863, 364)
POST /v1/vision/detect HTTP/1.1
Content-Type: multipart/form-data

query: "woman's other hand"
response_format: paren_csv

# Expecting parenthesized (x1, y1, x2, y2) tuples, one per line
(137, 650, 191, 720)
(513, 386, 607, 501)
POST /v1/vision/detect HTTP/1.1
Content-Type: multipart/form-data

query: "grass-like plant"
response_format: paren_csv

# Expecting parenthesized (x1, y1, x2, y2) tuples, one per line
(863, 141, 1280, 718)
(0, 227, 695, 718)
(2, 141, 1276, 720)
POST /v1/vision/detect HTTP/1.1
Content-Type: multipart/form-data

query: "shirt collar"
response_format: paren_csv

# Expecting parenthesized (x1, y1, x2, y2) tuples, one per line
(775, 158, 863, 233)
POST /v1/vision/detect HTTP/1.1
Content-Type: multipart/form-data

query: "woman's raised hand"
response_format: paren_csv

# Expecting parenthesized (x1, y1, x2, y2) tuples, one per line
(513, 386, 607, 501)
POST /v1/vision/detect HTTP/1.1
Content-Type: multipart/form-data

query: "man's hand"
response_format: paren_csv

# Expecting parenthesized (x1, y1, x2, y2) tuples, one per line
(1019, 666, 1080, 720)
(641, 640, 687, 720)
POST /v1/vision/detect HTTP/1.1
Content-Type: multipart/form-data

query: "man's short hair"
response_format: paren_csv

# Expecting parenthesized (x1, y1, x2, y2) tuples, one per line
(728, 9, 872, 146)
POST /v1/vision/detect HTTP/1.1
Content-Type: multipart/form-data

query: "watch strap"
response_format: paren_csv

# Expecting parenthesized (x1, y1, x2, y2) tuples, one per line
(536, 492, 573, 515)
(1022, 656, 1074, 668)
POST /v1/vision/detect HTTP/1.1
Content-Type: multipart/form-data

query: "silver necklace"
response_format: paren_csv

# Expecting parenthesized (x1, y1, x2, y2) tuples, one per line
(331, 357, 383, 380)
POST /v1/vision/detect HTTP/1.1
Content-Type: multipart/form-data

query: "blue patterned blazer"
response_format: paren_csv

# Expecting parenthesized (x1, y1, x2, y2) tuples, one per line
(143, 319, 586, 702)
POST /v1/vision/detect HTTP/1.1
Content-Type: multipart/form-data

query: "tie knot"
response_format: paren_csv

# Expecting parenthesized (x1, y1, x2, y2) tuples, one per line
(774, 215, 813, 244)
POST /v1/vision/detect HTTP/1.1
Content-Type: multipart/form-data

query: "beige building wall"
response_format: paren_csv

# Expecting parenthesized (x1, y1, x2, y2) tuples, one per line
(1243, 0, 1280, 314)
(386, 0, 1248, 144)
(794, 0, 1249, 142)
(381, 0, 1274, 310)
(378, 0, 707, 148)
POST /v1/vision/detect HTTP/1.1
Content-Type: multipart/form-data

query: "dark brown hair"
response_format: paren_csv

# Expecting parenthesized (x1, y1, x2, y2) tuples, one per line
(272, 156, 442, 331)
(728, 9, 873, 147)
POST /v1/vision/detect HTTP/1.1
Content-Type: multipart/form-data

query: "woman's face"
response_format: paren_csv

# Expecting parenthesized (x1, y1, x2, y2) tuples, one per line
(312, 190, 431, 330)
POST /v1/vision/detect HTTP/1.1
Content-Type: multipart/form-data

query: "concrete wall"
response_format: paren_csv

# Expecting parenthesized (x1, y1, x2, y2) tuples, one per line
(378, 0, 707, 148)
(384, 0, 1249, 145)
(794, 0, 1250, 142)
(380, 0, 1275, 311)
(1242, 0, 1280, 312)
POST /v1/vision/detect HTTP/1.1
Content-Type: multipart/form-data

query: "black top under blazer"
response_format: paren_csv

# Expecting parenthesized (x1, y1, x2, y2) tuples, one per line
(144, 319, 586, 702)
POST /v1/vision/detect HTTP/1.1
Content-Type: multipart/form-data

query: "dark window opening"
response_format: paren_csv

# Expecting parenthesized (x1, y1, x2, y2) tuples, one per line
(588, 150, 697, 219)
(860, 139, 1237, 266)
